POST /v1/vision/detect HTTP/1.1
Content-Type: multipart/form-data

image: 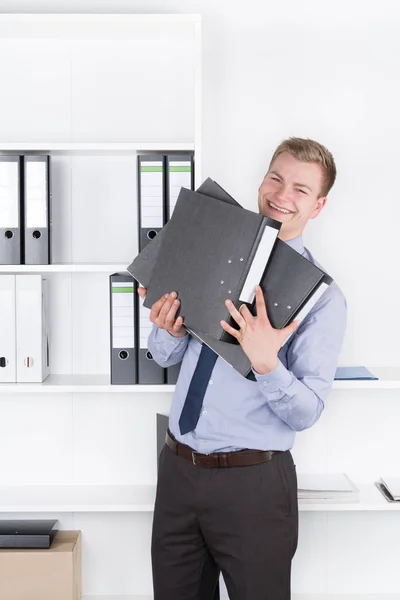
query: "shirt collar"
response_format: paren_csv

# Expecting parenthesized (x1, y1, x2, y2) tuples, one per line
(281, 235, 305, 255)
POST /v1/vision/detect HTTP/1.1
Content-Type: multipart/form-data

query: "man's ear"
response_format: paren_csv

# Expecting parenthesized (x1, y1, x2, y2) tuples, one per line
(310, 196, 327, 219)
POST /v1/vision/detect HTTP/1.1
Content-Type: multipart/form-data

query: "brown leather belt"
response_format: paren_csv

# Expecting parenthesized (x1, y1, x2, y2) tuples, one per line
(165, 430, 278, 468)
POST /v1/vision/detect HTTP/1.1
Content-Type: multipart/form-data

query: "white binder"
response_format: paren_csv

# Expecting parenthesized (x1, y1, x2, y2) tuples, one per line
(16, 274, 50, 383)
(0, 275, 17, 382)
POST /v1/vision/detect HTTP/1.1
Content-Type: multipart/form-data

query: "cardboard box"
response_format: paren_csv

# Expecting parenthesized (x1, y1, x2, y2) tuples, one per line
(0, 530, 81, 600)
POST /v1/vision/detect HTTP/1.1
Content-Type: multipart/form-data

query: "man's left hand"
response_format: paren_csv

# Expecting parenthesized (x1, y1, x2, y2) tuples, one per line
(221, 285, 299, 375)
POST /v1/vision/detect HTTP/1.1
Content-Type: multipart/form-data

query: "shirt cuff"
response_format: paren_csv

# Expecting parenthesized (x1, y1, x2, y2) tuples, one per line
(252, 360, 294, 392)
(154, 326, 189, 347)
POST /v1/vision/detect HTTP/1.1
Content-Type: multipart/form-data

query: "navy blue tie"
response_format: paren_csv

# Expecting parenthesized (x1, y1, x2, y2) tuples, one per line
(179, 344, 218, 435)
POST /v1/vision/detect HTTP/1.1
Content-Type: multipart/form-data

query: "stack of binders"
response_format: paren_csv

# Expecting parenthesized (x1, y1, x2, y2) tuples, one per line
(0, 155, 51, 265)
(109, 152, 194, 385)
(297, 473, 359, 503)
(127, 177, 333, 379)
(0, 274, 50, 383)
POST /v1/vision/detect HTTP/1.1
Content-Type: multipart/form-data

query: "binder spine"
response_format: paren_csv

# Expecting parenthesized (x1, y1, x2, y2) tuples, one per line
(219, 219, 271, 343)
(110, 273, 137, 385)
(137, 154, 166, 251)
(165, 153, 194, 384)
(0, 155, 23, 265)
(23, 155, 51, 265)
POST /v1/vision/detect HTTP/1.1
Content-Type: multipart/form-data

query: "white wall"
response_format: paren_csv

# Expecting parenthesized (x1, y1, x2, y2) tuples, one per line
(2, 0, 400, 366)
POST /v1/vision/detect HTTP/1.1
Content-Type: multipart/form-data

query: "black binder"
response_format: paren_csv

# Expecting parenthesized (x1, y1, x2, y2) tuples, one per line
(143, 187, 281, 341)
(138, 154, 166, 251)
(127, 179, 333, 376)
(23, 155, 51, 264)
(109, 272, 137, 384)
(165, 153, 194, 384)
(137, 294, 165, 384)
(0, 156, 23, 265)
(0, 519, 58, 549)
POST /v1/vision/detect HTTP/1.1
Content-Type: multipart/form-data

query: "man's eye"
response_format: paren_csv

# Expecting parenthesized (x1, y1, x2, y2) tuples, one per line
(271, 177, 281, 182)
(297, 188, 307, 194)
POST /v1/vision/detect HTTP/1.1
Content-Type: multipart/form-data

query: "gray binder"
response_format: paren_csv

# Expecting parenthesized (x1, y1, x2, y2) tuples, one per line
(110, 272, 137, 384)
(143, 187, 280, 341)
(137, 295, 165, 384)
(23, 155, 51, 264)
(0, 156, 22, 265)
(165, 153, 194, 220)
(127, 178, 333, 378)
(165, 153, 194, 385)
(138, 154, 166, 251)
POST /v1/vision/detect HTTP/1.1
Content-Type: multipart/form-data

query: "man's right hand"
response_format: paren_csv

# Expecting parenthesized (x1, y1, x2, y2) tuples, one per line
(137, 288, 187, 338)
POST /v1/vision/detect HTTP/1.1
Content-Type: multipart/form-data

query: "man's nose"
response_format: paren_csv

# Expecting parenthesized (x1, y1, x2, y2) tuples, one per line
(276, 186, 293, 203)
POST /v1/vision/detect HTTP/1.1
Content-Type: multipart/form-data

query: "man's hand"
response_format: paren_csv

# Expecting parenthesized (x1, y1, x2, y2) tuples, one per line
(220, 285, 299, 374)
(137, 287, 186, 338)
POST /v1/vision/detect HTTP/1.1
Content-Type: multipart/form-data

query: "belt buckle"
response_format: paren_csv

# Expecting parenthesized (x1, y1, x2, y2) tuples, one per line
(192, 451, 197, 466)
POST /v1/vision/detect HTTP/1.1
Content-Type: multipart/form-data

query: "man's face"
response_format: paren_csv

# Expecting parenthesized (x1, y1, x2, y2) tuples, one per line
(257, 152, 327, 240)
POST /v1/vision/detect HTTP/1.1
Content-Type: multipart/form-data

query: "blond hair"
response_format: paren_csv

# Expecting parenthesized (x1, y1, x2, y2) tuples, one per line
(268, 137, 336, 197)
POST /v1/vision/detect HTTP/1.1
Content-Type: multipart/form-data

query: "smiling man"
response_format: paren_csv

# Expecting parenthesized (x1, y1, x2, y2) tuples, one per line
(140, 137, 347, 600)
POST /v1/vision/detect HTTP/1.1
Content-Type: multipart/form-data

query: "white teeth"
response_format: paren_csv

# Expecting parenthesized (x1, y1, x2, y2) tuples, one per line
(269, 201, 291, 214)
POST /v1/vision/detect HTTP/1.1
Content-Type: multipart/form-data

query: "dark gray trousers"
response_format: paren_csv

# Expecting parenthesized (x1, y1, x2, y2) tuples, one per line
(152, 443, 298, 600)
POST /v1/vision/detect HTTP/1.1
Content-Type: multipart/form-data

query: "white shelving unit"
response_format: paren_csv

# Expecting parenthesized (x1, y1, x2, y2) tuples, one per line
(0, 483, 396, 513)
(0, 264, 128, 273)
(0, 13, 203, 599)
(0, 367, 398, 393)
(0, 142, 194, 153)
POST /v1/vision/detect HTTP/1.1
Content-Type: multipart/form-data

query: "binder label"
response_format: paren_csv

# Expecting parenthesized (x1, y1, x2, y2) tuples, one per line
(111, 282, 135, 348)
(26, 161, 48, 228)
(0, 161, 19, 227)
(140, 161, 163, 228)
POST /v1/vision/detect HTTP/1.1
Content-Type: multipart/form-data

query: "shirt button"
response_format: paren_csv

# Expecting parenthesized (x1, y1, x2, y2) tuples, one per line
(209, 380, 213, 385)
(200, 439, 205, 443)
(203, 410, 208, 415)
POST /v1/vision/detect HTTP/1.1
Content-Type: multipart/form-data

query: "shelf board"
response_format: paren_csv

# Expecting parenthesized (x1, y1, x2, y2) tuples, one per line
(82, 596, 400, 600)
(2, 369, 400, 392)
(0, 375, 174, 394)
(0, 485, 156, 513)
(83, 597, 152, 600)
(332, 367, 400, 389)
(0, 263, 129, 273)
(0, 483, 397, 513)
(0, 142, 194, 153)
(292, 595, 400, 599)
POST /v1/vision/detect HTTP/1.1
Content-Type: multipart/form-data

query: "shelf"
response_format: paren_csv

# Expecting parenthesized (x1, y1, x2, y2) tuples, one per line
(83, 597, 151, 600)
(332, 367, 400, 389)
(0, 484, 397, 513)
(0, 142, 194, 153)
(0, 375, 175, 394)
(292, 595, 400, 599)
(82, 596, 400, 600)
(0, 485, 156, 512)
(0, 264, 129, 273)
(2, 369, 400, 392)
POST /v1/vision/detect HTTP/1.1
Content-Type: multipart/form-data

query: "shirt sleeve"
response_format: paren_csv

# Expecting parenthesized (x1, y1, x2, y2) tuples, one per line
(253, 284, 347, 431)
(147, 324, 189, 368)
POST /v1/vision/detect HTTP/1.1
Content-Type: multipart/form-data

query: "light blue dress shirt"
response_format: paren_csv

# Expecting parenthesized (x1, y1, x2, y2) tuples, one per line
(148, 236, 347, 454)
